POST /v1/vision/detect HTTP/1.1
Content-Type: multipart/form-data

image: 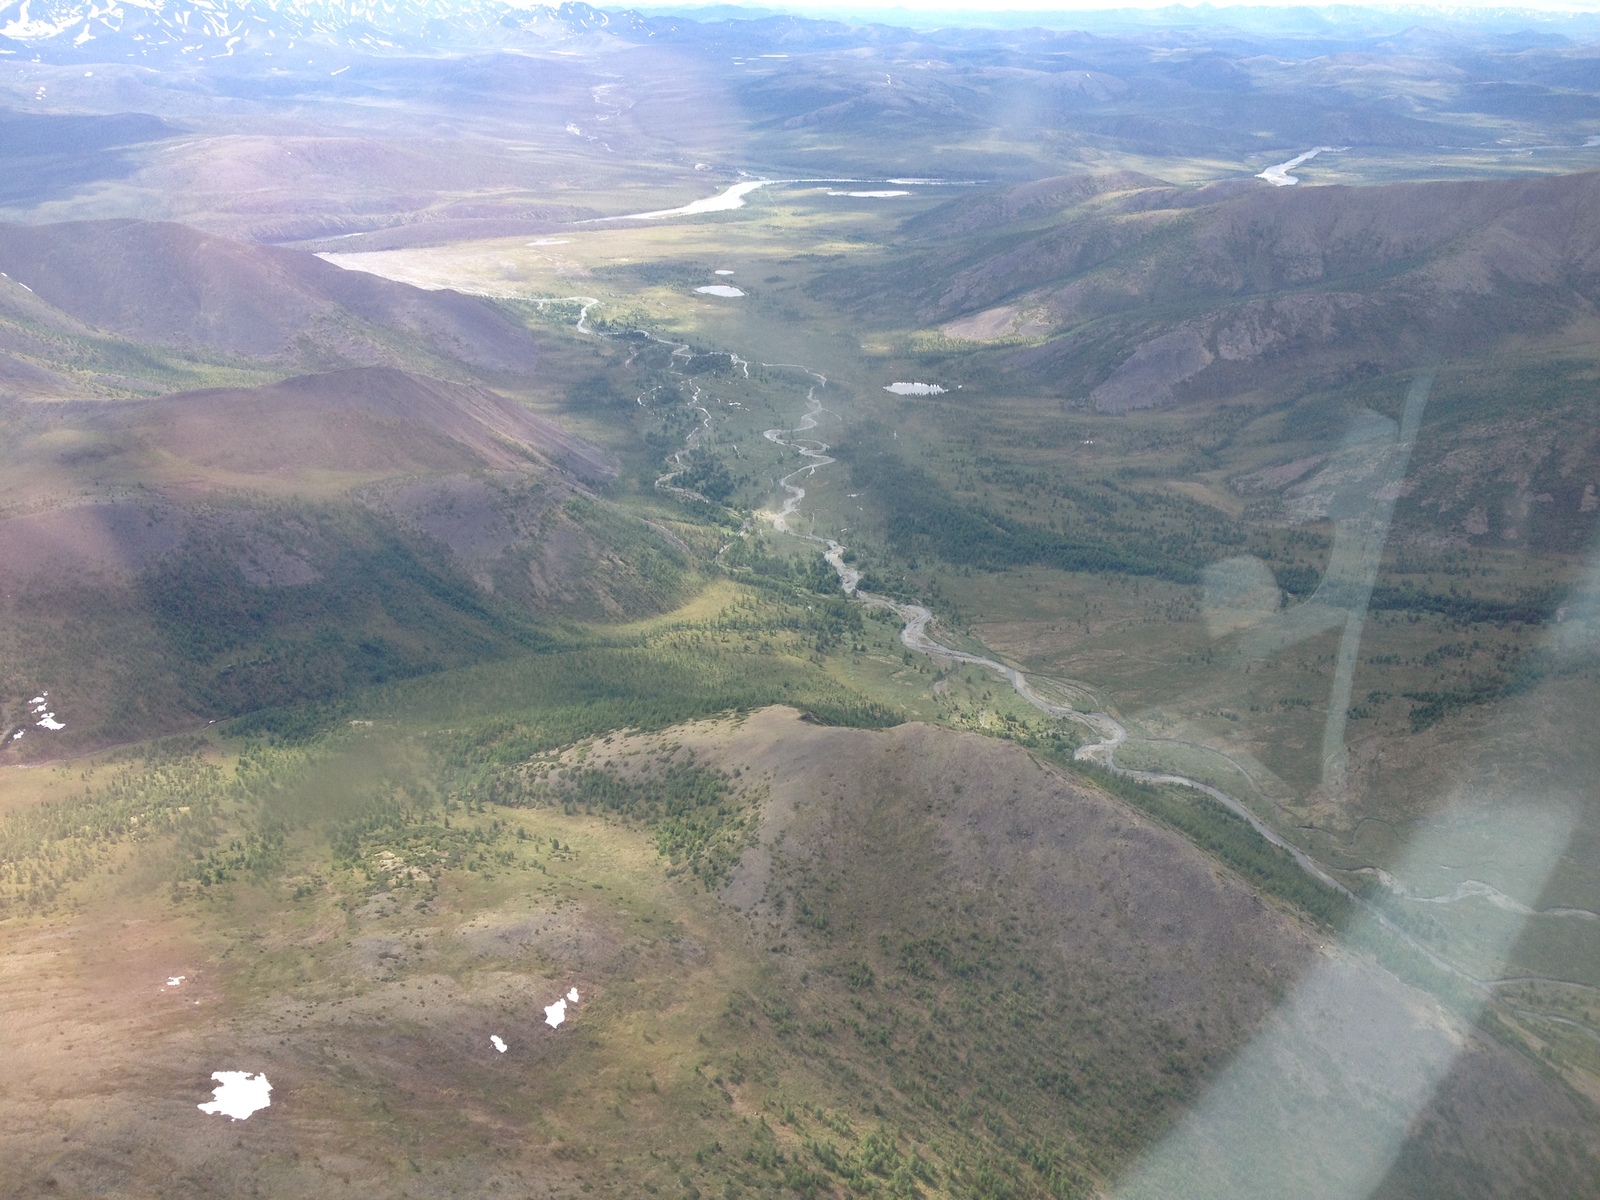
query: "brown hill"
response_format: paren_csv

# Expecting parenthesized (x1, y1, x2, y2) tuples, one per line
(110, 366, 615, 481)
(0, 219, 540, 374)
(0, 368, 615, 585)
(843, 168, 1600, 409)
(555, 708, 1600, 1198)
(901, 169, 1172, 238)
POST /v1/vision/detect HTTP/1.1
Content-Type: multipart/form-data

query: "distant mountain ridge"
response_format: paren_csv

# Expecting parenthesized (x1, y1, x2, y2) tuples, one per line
(0, 0, 659, 59)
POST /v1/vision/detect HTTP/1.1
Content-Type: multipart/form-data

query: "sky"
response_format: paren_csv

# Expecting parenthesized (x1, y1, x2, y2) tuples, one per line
(641, 0, 1600, 13)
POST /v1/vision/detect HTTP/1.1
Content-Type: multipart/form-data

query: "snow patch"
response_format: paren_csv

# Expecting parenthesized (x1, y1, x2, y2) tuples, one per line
(545, 986, 581, 1028)
(696, 285, 745, 297)
(491, 1034, 508, 1053)
(1257, 146, 1344, 186)
(884, 382, 946, 396)
(596, 180, 769, 222)
(197, 1072, 271, 1120)
(827, 190, 910, 198)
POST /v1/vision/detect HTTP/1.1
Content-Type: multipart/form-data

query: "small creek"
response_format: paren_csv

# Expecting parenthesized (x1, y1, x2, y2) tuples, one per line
(539, 283, 1565, 995)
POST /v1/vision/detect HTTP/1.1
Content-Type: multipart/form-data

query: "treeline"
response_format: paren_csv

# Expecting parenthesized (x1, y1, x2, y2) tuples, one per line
(138, 505, 552, 718)
(0, 752, 227, 913)
(1400, 648, 1565, 731)
(1369, 584, 1559, 626)
(4, 573, 909, 915)
(1064, 758, 1352, 929)
(408, 638, 902, 776)
(529, 756, 755, 887)
(720, 537, 846, 597)
(840, 443, 1212, 584)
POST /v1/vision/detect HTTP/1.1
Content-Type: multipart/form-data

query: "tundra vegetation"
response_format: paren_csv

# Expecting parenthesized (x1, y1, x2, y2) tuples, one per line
(5, 2, 1600, 1197)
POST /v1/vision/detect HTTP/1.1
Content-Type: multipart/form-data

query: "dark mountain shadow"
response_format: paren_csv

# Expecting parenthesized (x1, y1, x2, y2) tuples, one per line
(0, 109, 179, 207)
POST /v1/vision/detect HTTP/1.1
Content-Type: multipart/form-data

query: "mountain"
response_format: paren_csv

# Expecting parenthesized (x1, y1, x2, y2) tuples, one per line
(3, 6, 1600, 1198)
(8, 0, 1600, 194)
(115, 366, 611, 477)
(0, 109, 179, 208)
(0, 220, 541, 380)
(0, 0, 658, 60)
(825, 167, 1600, 409)
(0, 367, 677, 752)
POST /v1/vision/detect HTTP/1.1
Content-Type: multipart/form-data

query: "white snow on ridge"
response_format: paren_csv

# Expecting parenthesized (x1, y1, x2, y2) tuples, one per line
(885, 382, 946, 396)
(1257, 146, 1345, 186)
(491, 1034, 508, 1053)
(28, 691, 64, 731)
(198, 1072, 271, 1120)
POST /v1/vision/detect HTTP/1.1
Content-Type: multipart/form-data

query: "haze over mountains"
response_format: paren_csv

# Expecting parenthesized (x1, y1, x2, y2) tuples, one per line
(4, 2, 1600, 1198)
(9, 0, 1600, 241)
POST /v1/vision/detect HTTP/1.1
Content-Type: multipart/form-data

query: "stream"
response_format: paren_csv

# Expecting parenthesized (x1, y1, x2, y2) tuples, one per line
(545, 294, 1567, 996)
(757, 373, 1507, 989)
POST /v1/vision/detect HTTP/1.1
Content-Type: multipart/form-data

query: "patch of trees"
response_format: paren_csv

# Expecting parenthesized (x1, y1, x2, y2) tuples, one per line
(1399, 649, 1566, 730)
(1064, 758, 1352, 929)
(721, 537, 841, 596)
(565, 373, 631, 411)
(676, 448, 737, 502)
(1272, 563, 1321, 596)
(840, 443, 1213, 584)
(539, 756, 754, 887)
(137, 507, 552, 720)
(1368, 585, 1559, 626)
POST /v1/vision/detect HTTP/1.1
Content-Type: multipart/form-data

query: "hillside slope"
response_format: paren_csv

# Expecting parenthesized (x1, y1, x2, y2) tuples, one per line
(0, 220, 540, 377)
(828, 168, 1600, 409)
(0, 368, 684, 754)
(3, 708, 1591, 1199)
